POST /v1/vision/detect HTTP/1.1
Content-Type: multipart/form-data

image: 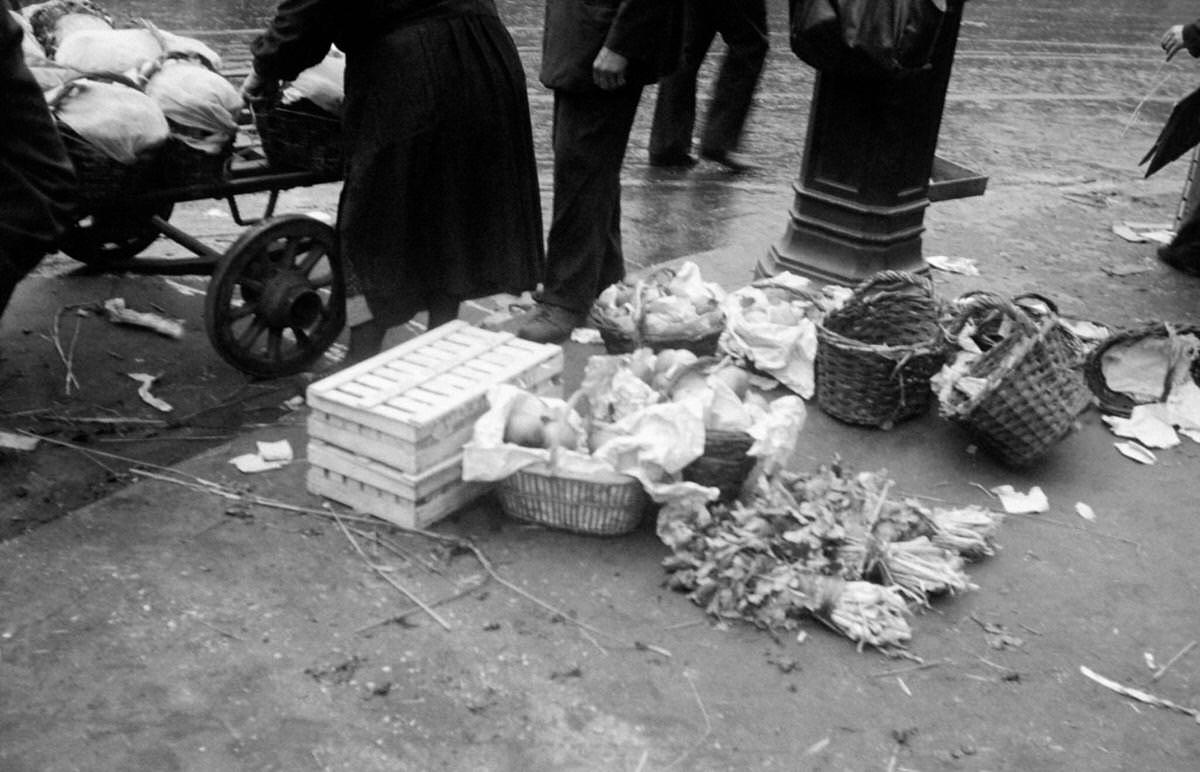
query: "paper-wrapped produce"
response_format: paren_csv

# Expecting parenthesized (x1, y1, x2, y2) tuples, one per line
(24, 0, 111, 56)
(282, 48, 345, 116)
(55, 25, 221, 76)
(143, 59, 242, 153)
(52, 78, 169, 164)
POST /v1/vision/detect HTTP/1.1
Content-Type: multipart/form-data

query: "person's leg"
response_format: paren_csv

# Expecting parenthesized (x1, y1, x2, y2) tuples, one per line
(538, 87, 643, 313)
(698, 0, 768, 161)
(648, 5, 716, 166)
(425, 292, 459, 329)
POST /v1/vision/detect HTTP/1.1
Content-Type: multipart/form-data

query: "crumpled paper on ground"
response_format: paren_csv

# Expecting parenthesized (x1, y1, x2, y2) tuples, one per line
(718, 283, 820, 398)
(230, 439, 293, 473)
(991, 485, 1049, 514)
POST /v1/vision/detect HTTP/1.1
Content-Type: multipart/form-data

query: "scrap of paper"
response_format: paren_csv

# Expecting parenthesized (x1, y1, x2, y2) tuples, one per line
(128, 373, 173, 413)
(990, 485, 1049, 514)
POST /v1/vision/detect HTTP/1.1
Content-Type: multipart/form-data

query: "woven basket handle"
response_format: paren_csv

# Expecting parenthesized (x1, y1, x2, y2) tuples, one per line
(945, 292, 1039, 342)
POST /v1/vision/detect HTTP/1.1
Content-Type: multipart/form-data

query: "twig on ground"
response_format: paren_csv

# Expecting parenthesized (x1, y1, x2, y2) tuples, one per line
(46, 305, 83, 394)
(1080, 665, 1200, 723)
(1152, 640, 1197, 682)
(191, 616, 245, 641)
(663, 619, 705, 631)
(868, 660, 947, 679)
(1004, 511, 1142, 550)
(663, 671, 713, 770)
(330, 511, 451, 631)
(354, 575, 488, 635)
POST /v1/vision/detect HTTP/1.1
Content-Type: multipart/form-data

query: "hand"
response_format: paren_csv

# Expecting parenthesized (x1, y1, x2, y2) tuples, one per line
(240, 69, 278, 103)
(1162, 24, 1187, 61)
(592, 46, 628, 91)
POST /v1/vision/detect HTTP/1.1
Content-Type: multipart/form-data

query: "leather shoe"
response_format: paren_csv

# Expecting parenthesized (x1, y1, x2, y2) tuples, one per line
(517, 302, 586, 344)
(700, 148, 759, 173)
(649, 152, 698, 169)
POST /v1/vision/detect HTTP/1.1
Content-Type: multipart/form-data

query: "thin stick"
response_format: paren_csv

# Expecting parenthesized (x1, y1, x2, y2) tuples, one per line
(354, 576, 487, 634)
(46, 306, 81, 394)
(192, 616, 245, 641)
(1121, 58, 1171, 138)
(1080, 665, 1200, 722)
(329, 511, 451, 631)
(869, 660, 946, 679)
(1005, 511, 1142, 549)
(663, 672, 713, 770)
(21, 431, 229, 489)
(1152, 640, 1197, 682)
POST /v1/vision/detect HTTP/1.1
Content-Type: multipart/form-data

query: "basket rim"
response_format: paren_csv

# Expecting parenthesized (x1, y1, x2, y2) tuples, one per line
(1083, 322, 1200, 417)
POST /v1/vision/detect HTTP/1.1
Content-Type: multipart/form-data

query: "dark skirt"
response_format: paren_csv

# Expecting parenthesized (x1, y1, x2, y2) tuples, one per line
(338, 11, 544, 327)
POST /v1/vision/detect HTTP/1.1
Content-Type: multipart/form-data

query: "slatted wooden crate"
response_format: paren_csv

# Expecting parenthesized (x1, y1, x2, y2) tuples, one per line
(306, 440, 485, 529)
(305, 321, 562, 527)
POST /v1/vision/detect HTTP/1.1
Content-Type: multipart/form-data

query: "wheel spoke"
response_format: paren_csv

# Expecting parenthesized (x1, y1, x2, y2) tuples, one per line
(238, 278, 265, 295)
(309, 273, 334, 290)
(236, 318, 268, 350)
(267, 329, 284, 362)
(291, 326, 314, 352)
(227, 302, 258, 322)
(297, 243, 327, 275)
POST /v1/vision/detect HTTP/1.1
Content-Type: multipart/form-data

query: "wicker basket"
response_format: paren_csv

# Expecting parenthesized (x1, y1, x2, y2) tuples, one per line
(496, 461, 649, 536)
(682, 428, 756, 502)
(1083, 322, 1200, 417)
(941, 294, 1093, 466)
(496, 390, 649, 535)
(253, 97, 343, 174)
(56, 120, 157, 206)
(816, 271, 946, 428)
(156, 134, 234, 188)
(590, 268, 725, 356)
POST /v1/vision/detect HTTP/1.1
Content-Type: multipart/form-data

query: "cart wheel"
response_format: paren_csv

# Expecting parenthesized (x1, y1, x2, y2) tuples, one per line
(60, 203, 175, 266)
(205, 214, 346, 378)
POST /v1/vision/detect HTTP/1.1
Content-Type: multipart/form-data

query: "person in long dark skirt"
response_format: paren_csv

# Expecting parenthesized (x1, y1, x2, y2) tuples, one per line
(244, 0, 545, 363)
(0, 0, 77, 326)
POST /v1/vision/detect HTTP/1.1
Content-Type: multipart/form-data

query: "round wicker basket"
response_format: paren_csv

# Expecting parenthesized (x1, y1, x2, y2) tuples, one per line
(815, 271, 945, 428)
(1083, 322, 1200, 417)
(252, 96, 343, 174)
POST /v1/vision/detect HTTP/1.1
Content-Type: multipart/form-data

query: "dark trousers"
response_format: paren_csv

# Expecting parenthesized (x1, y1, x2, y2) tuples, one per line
(649, 0, 768, 159)
(0, 8, 76, 319)
(541, 86, 643, 314)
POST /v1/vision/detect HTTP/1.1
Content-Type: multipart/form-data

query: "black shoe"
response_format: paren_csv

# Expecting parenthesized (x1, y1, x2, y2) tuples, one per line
(649, 152, 698, 168)
(699, 148, 759, 173)
(1158, 243, 1200, 276)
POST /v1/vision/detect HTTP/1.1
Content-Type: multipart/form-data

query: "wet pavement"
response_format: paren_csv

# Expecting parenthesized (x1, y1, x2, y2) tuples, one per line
(3, 1, 1200, 770)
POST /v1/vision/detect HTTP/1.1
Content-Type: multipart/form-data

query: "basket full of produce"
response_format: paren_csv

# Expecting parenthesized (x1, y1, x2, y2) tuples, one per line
(816, 270, 945, 428)
(48, 75, 170, 205)
(253, 49, 345, 174)
(25, 0, 112, 58)
(936, 293, 1092, 466)
(465, 388, 650, 536)
(589, 262, 726, 356)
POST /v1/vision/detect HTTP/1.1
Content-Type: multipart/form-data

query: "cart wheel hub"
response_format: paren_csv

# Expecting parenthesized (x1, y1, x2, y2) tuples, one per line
(261, 272, 323, 329)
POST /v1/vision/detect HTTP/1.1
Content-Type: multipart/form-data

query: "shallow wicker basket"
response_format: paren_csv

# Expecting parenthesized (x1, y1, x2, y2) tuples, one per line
(1083, 322, 1200, 417)
(253, 97, 343, 174)
(681, 428, 756, 502)
(156, 134, 234, 189)
(592, 318, 722, 356)
(56, 120, 157, 206)
(496, 461, 649, 536)
(941, 294, 1092, 467)
(815, 271, 945, 428)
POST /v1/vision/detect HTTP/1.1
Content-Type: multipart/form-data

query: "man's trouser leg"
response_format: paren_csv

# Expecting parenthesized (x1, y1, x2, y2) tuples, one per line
(649, 5, 716, 161)
(699, 0, 768, 155)
(540, 86, 643, 314)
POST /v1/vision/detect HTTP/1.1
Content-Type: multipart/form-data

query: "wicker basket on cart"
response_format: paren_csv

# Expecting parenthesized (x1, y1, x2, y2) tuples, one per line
(940, 294, 1093, 466)
(682, 428, 756, 502)
(50, 77, 161, 206)
(590, 269, 725, 356)
(252, 96, 343, 174)
(496, 391, 649, 535)
(816, 271, 946, 428)
(156, 131, 235, 188)
(1083, 322, 1200, 417)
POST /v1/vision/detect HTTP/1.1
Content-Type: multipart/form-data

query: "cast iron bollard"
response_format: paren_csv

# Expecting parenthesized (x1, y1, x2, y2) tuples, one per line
(758, 0, 986, 284)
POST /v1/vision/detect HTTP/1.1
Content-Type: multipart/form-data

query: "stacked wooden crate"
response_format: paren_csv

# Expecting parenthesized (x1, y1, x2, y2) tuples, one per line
(305, 321, 562, 528)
